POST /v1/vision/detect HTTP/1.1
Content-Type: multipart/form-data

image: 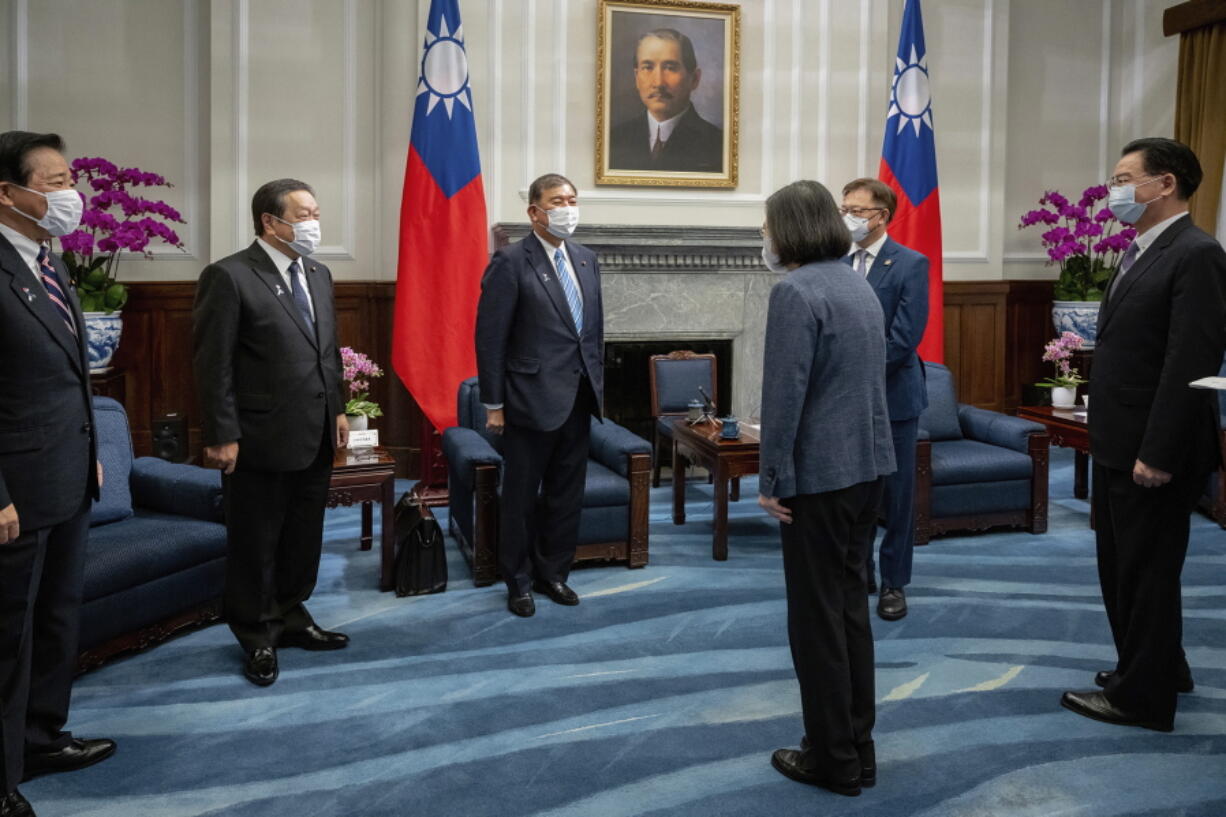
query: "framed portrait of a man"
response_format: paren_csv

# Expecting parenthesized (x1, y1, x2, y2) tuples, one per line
(596, 0, 740, 188)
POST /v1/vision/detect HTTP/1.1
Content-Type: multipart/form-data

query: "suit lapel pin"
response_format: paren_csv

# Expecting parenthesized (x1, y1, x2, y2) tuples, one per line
(883, 259, 893, 267)
(21, 286, 35, 302)
(275, 284, 286, 296)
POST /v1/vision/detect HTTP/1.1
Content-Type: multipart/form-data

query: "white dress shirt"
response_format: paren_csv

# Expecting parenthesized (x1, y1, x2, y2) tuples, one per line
(1131, 210, 1189, 262)
(646, 106, 688, 152)
(0, 222, 45, 280)
(257, 237, 315, 321)
(850, 231, 890, 277)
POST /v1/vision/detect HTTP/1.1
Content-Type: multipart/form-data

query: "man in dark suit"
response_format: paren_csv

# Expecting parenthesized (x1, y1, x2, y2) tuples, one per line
(1061, 138, 1226, 732)
(0, 131, 115, 817)
(841, 178, 929, 621)
(193, 179, 350, 687)
(476, 173, 604, 617)
(608, 28, 723, 173)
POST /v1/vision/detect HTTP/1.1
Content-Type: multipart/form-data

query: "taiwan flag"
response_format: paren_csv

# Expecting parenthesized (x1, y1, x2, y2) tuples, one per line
(879, 0, 943, 363)
(392, 0, 488, 431)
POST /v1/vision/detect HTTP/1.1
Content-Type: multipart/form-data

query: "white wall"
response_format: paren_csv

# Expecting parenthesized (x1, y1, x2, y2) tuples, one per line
(0, 0, 1177, 282)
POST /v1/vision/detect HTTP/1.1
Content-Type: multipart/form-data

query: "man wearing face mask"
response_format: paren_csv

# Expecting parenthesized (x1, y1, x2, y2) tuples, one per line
(1060, 138, 1226, 732)
(193, 178, 350, 687)
(475, 173, 604, 617)
(0, 131, 115, 817)
(840, 179, 929, 621)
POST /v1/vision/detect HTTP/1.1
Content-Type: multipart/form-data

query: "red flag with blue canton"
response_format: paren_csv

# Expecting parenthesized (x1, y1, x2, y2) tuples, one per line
(878, 0, 943, 363)
(393, 0, 488, 430)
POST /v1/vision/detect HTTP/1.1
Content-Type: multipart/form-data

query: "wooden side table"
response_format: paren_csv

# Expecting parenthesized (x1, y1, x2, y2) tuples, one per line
(671, 418, 760, 561)
(1016, 405, 1090, 499)
(328, 446, 398, 591)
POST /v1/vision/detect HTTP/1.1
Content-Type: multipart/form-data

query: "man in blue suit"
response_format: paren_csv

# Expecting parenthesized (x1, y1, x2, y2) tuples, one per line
(475, 173, 605, 617)
(841, 178, 929, 621)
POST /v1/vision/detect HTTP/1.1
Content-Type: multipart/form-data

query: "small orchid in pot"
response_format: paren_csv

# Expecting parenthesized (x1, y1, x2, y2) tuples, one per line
(341, 347, 384, 430)
(1038, 331, 1087, 408)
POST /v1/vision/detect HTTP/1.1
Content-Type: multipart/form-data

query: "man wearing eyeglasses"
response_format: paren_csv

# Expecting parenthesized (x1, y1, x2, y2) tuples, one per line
(840, 178, 929, 622)
(1060, 138, 1226, 733)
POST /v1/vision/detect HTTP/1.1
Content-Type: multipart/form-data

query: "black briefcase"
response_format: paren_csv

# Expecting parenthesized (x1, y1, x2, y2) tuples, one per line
(393, 493, 447, 597)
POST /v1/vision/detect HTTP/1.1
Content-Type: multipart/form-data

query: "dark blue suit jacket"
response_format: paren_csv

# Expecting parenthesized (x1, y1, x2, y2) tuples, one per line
(0, 232, 98, 530)
(847, 236, 929, 422)
(476, 233, 604, 432)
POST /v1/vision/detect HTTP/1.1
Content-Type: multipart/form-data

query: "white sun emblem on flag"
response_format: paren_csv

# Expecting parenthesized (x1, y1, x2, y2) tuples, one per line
(887, 45, 933, 137)
(417, 15, 472, 119)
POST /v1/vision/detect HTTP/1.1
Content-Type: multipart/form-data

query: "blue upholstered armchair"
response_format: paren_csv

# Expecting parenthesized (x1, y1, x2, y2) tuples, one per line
(80, 397, 227, 670)
(1199, 355, 1226, 528)
(915, 363, 1050, 543)
(442, 377, 652, 586)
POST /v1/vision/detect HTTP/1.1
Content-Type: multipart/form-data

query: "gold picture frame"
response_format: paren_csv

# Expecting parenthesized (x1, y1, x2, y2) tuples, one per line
(596, 0, 740, 188)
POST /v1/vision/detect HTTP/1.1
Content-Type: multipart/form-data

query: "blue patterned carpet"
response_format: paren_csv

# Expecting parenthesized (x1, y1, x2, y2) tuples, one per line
(25, 449, 1226, 816)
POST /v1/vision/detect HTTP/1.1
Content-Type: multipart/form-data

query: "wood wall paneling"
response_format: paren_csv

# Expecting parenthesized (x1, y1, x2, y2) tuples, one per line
(942, 282, 1009, 411)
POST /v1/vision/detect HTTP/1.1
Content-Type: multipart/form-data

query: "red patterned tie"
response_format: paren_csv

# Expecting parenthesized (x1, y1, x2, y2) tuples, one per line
(36, 245, 78, 338)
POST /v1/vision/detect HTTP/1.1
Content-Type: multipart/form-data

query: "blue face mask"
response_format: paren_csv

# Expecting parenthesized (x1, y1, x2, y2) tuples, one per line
(1107, 177, 1162, 225)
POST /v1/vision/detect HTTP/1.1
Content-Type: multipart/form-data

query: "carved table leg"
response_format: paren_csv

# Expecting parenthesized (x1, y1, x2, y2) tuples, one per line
(1074, 450, 1089, 500)
(361, 501, 373, 551)
(713, 459, 729, 561)
(673, 442, 688, 525)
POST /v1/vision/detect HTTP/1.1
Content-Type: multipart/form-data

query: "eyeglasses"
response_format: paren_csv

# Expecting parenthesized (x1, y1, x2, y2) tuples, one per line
(1105, 174, 1160, 188)
(839, 206, 884, 217)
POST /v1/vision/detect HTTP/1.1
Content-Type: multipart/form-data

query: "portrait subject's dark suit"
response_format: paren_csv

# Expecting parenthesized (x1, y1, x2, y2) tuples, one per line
(846, 237, 929, 590)
(1088, 214, 1226, 727)
(0, 232, 98, 793)
(475, 234, 604, 594)
(609, 106, 723, 173)
(192, 241, 345, 653)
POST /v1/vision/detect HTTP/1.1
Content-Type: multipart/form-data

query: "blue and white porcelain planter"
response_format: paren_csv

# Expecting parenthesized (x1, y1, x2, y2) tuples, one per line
(83, 310, 123, 372)
(1051, 300, 1101, 349)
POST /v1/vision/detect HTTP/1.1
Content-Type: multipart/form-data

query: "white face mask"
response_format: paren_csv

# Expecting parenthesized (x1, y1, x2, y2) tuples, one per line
(761, 236, 787, 273)
(12, 186, 83, 236)
(273, 215, 322, 256)
(1107, 178, 1161, 225)
(843, 212, 871, 243)
(538, 205, 580, 240)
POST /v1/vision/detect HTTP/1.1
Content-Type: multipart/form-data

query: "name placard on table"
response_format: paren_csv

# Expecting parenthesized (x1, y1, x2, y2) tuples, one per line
(348, 429, 379, 449)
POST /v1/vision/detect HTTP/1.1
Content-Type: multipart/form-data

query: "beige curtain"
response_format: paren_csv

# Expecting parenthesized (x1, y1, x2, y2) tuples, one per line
(1174, 20, 1226, 230)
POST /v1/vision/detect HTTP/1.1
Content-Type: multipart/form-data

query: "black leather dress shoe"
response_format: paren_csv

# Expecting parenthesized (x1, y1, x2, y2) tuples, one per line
(770, 749, 861, 796)
(23, 738, 116, 781)
(1, 789, 35, 816)
(281, 625, 349, 651)
(799, 736, 874, 788)
(878, 587, 907, 621)
(1095, 669, 1194, 694)
(1060, 690, 1173, 732)
(533, 580, 580, 606)
(508, 592, 536, 617)
(244, 647, 279, 686)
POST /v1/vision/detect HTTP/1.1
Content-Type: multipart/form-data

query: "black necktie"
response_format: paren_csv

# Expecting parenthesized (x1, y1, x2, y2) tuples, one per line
(289, 260, 314, 331)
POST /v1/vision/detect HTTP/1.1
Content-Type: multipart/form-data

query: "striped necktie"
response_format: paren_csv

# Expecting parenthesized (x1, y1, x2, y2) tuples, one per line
(554, 248, 583, 333)
(288, 260, 315, 331)
(36, 245, 78, 338)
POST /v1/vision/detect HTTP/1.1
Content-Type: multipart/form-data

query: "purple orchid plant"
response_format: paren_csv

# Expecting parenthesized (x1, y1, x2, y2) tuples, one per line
(1039, 331, 1087, 389)
(1018, 186, 1135, 302)
(340, 347, 384, 418)
(58, 157, 187, 314)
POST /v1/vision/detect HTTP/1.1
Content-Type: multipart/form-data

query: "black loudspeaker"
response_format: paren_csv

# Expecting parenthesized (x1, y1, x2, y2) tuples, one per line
(152, 412, 188, 462)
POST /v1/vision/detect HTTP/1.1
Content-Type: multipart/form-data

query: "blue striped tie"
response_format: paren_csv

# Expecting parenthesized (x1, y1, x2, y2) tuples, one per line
(36, 245, 78, 338)
(554, 248, 583, 333)
(289, 260, 315, 331)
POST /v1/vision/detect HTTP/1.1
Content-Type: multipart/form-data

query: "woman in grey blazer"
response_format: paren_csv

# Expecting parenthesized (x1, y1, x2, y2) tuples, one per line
(757, 180, 896, 798)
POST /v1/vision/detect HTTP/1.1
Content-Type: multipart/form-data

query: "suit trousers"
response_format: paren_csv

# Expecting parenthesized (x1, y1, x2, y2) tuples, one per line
(0, 507, 90, 793)
(867, 417, 919, 589)
(1092, 462, 1203, 726)
(780, 477, 883, 779)
(498, 384, 593, 595)
(222, 429, 333, 653)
